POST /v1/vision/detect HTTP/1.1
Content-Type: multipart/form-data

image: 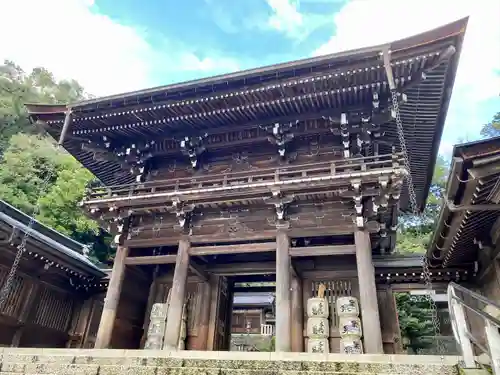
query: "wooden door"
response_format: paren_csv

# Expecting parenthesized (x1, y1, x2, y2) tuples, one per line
(208, 276, 234, 351)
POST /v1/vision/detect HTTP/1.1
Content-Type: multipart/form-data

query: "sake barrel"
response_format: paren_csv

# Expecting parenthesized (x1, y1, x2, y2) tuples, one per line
(147, 320, 166, 337)
(338, 316, 362, 338)
(307, 338, 330, 354)
(336, 296, 359, 317)
(144, 336, 163, 350)
(340, 337, 364, 354)
(306, 316, 330, 338)
(150, 303, 168, 320)
(306, 297, 329, 318)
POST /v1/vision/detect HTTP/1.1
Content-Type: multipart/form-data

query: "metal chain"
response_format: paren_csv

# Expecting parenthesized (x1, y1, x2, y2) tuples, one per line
(0, 154, 57, 309)
(390, 90, 444, 354)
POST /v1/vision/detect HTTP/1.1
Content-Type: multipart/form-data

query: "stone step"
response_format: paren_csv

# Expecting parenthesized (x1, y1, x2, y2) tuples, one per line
(0, 348, 461, 375)
(0, 368, 462, 375)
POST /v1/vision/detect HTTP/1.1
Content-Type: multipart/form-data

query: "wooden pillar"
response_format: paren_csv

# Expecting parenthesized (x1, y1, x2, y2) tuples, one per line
(196, 281, 212, 350)
(275, 230, 291, 352)
(94, 245, 129, 349)
(377, 286, 403, 354)
(163, 238, 190, 350)
(302, 279, 313, 351)
(206, 275, 221, 351)
(291, 275, 304, 352)
(354, 230, 383, 354)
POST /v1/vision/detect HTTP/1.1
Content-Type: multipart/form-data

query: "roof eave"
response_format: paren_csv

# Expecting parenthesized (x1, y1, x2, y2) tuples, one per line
(0, 201, 106, 278)
(67, 17, 468, 112)
(427, 137, 500, 265)
(416, 18, 468, 213)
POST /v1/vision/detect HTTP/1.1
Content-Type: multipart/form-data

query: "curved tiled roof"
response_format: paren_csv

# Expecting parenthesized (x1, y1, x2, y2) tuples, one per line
(26, 18, 468, 213)
(0, 200, 106, 278)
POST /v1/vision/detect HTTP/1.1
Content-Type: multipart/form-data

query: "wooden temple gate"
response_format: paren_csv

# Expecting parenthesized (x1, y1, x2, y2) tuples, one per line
(25, 19, 468, 353)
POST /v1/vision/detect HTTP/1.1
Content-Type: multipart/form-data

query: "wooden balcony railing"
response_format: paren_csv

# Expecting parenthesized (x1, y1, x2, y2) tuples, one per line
(260, 324, 275, 336)
(84, 153, 405, 205)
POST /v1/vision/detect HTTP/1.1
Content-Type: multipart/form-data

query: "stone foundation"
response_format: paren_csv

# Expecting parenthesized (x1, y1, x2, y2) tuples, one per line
(0, 348, 461, 375)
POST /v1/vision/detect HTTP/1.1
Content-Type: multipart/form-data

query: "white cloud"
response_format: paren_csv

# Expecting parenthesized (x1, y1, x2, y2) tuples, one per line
(0, 0, 239, 97)
(266, 0, 303, 37)
(313, 0, 500, 156)
(177, 54, 240, 73)
(264, 0, 333, 41)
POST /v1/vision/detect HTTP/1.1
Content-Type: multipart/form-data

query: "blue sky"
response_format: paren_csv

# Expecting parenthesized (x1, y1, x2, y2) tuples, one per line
(1, 0, 499, 158)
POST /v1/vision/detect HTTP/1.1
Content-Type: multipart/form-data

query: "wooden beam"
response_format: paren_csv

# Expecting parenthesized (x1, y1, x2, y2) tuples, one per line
(189, 261, 209, 282)
(125, 226, 357, 247)
(289, 244, 356, 257)
(124, 255, 176, 266)
(389, 282, 449, 292)
(190, 242, 275, 256)
(301, 269, 357, 280)
(207, 262, 276, 276)
(233, 286, 275, 293)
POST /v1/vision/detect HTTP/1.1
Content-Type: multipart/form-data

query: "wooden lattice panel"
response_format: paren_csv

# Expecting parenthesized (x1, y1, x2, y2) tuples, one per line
(33, 286, 73, 332)
(0, 270, 27, 319)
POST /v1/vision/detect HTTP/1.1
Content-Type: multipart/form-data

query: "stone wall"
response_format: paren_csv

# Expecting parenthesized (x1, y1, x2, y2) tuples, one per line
(0, 348, 461, 375)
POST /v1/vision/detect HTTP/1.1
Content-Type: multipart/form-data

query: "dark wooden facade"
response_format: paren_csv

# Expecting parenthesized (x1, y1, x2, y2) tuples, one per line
(427, 136, 500, 352)
(427, 136, 500, 293)
(0, 200, 107, 348)
(428, 136, 500, 270)
(26, 19, 468, 353)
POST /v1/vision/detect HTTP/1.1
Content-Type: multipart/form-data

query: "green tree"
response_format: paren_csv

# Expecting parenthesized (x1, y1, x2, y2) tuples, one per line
(0, 60, 85, 153)
(396, 155, 449, 254)
(0, 134, 60, 212)
(0, 61, 112, 263)
(396, 293, 434, 353)
(0, 133, 112, 263)
(480, 111, 500, 138)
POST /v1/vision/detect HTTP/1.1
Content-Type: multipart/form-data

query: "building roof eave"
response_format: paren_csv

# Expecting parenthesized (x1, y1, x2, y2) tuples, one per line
(427, 137, 500, 267)
(0, 200, 106, 278)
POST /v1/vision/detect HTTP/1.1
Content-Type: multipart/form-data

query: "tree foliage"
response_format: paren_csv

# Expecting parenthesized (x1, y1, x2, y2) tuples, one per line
(396, 155, 450, 254)
(395, 293, 435, 353)
(480, 111, 500, 138)
(0, 60, 85, 154)
(0, 61, 111, 263)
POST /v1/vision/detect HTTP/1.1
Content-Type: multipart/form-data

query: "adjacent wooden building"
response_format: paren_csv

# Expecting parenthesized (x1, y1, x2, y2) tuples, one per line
(427, 136, 500, 353)
(231, 292, 275, 336)
(26, 18, 468, 353)
(428, 136, 500, 301)
(0, 200, 107, 348)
